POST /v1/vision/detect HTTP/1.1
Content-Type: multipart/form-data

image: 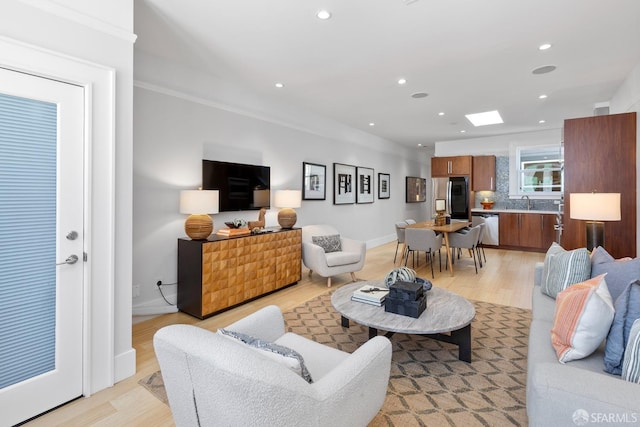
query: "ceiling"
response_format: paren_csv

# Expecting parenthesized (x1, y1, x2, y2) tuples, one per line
(134, 0, 640, 148)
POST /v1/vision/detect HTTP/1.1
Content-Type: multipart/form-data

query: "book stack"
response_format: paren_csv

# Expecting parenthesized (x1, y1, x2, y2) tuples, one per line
(351, 285, 389, 306)
(216, 227, 251, 237)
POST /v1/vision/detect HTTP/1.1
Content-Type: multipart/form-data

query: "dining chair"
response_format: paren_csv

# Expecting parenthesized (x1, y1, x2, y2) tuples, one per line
(394, 221, 408, 263)
(403, 228, 443, 278)
(405, 219, 416, 224)
(476, 223, 487, 266)
(447, 225, 481, 274)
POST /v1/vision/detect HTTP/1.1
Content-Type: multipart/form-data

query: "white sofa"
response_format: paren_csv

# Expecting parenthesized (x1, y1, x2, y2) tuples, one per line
(301, 224, 366, 287)
(154, 305, 392, 427)
(526, 263, 640, 426)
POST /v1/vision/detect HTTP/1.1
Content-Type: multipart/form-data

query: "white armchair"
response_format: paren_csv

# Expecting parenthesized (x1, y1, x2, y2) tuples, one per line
(154, 305, 392, 427)
(301, 224, 366, 287)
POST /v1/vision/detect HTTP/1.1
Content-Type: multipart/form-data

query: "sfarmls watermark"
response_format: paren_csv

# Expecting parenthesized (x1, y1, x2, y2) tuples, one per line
(573, 409, 639, 425)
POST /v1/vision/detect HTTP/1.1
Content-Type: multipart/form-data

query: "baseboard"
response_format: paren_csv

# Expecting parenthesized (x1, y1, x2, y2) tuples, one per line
(367, 233, 396, 249)
(113, 348, 136, 384)
(132, 304, 179, 316)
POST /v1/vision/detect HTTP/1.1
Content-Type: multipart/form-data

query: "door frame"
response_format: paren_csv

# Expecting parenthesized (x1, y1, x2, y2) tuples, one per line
(0, 36, 117, 395)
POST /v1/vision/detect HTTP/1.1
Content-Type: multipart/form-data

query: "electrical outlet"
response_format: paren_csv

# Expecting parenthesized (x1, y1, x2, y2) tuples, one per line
(132, 284, 141, 298)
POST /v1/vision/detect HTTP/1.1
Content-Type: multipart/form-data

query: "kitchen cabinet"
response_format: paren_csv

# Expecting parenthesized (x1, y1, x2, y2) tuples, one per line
(563, 112, 636, 258)
(499, 212, 556, 252)
(472, 155, 496, 191)
(431, 156, 472, 177)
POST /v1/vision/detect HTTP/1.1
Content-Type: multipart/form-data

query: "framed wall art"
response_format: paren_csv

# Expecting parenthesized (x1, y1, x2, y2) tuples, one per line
(378, 173, 390, 199)
(356, 166, 374, 204)
(333, 163, 356, 204)
(406, 176, 427, 203)
(302, 162, 326, 200)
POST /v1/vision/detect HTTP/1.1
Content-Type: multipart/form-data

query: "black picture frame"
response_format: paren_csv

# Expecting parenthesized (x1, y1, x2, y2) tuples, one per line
(302, 162, 326, 200)
(356, 166, 374, 204)
(333, 163, 356, 204)
(406, 176, 426, 203)
(378, 173, 390, 199)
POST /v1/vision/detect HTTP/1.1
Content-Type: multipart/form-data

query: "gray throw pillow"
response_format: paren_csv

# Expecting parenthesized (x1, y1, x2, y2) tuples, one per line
(622, 319, 640, 383)
(312, 234, 342, 253)
(218, 328, 313, 383)
(541, 246, 591, 299)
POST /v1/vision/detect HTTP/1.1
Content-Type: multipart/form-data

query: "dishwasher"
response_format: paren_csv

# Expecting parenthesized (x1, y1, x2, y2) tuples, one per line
(472, 213, 499, 246)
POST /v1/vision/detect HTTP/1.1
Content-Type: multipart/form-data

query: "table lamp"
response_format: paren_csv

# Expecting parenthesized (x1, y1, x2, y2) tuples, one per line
(180, 189, 219, 240)
(274, 190, 301, 229)
(569, 192, 620, 251)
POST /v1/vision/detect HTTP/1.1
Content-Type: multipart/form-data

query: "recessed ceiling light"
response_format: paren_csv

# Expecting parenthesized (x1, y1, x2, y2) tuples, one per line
(418, 143, 423, 147)
(275, 82, 284, 88)
(539, 120, 546, 124)
(465, 110, 504, 127)
(532, 65, 557, 75)
(369, 122, 375, 126)
(438, 112, 445, 116)
(460, 130, 466, 133)
(538, 94, 548, 99)
(411, 92, 429, 99)
(316, 10, 331, 20)
(539, 43, 552, 50)
(397, 78, 407, 85)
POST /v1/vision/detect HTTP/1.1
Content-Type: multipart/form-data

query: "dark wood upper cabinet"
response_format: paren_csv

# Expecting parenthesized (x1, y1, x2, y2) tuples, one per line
(563, 112, 637, 258)
(431, 156, 472, 177)
(472, 155, 496, 191)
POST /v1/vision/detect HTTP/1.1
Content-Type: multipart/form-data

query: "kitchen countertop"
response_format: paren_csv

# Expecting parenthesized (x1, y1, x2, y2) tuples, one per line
(471, 208, 561, 215)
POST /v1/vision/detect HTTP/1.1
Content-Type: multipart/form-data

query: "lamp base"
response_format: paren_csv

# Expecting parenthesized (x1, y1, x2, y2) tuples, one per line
(185, 214, 213, 240)
(278, 208, 297, 229)
(585, 221, 604, 251)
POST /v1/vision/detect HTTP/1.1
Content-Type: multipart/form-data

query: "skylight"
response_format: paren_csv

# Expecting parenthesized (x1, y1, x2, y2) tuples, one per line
(465, 110, 504, 127)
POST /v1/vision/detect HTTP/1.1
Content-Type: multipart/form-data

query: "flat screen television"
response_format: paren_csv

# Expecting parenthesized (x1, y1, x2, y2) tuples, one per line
(202, 160, 270, 212)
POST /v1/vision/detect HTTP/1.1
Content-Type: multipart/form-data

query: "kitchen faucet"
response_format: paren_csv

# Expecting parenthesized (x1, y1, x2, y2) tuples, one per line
(521, 195, 532, 210)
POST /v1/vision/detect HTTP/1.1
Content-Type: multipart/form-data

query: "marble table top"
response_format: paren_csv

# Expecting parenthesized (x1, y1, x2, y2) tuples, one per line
(331, 281, 476, 335)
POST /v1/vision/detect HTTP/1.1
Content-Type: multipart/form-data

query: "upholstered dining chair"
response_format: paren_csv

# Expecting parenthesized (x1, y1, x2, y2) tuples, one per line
(476, 222, 487, 267)
(448, 225, 481, 274)
(301, 224, 366, 287)
(403, 228, 443, 278)
(394, 220, 408, 263)
(154, 305, 392, 427)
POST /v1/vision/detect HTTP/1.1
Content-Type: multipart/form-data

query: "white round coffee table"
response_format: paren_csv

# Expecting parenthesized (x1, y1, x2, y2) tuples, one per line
(331, 280, 476, 362)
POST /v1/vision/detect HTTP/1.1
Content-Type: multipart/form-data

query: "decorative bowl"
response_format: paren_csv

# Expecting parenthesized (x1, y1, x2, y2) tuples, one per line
(480, 201, 495, 210)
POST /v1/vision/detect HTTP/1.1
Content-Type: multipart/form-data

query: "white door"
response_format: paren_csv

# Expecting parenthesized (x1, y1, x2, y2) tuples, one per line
(0, 67, 84, 426)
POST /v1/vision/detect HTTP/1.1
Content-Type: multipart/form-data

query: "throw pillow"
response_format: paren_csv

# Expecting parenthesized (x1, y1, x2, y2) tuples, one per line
(541, 242, 565, 292)
(551, 274, 615, 363)
(590, 246, 615, 264)
(217, 328, 313, 383)
(591, 247, 640, 302)
(604, 280, 640, 374)
(541, 245, 591, 299)
(312, 234, 342, 253)
(622, 319, 640, 383)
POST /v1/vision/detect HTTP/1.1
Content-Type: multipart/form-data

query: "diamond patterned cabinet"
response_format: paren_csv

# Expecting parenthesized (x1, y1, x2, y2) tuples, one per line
(178, 228, 302, 319)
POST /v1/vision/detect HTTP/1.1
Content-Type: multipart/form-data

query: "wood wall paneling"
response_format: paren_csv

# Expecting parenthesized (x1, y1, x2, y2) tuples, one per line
(563, 112, 637, 258)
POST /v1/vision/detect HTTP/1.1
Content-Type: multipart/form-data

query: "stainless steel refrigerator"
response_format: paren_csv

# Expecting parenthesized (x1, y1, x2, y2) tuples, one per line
(432, 176, 469, 220)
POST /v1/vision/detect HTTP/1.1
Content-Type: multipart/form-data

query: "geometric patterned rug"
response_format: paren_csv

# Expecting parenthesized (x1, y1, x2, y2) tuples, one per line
(140, 292, 531, 427)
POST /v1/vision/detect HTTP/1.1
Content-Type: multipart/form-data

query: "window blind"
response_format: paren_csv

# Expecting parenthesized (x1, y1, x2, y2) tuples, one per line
(0, 93, 57, 389)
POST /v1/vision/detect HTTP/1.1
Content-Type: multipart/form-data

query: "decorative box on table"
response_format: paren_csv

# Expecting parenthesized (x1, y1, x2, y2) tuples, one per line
(385, 281, 427, 318)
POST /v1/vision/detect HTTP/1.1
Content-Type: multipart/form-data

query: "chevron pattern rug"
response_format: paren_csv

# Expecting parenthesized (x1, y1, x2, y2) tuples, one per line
(140, 292, 531, 426)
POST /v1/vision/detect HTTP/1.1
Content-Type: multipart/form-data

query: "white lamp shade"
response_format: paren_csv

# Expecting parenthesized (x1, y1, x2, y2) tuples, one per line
(274, 190, 302, 208)
(569, 193, 621, 221)
(180, 190, 219, 214)
(435, 199, 446, 211)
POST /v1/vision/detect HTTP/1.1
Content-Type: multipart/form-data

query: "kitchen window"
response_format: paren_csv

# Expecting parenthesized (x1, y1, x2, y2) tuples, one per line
(510, 143, 563, 198)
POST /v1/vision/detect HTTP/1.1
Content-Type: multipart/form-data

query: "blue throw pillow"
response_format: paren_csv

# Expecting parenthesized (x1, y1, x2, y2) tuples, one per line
(591, 253, 640, 302)
(604, 280, 640, 375)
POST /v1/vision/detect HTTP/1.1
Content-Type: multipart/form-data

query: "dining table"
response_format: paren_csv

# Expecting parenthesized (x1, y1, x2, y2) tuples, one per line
(397, 220, 471, 276)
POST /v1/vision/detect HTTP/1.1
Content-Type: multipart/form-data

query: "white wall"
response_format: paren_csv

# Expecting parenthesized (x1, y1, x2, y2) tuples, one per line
(610, 61, 640, 255)
(434, 128, 562, 157)
(0, 0, 135, 390)
(132, 54, 432, 312)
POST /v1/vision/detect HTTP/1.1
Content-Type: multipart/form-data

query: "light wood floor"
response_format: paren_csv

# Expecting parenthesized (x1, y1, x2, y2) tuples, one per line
(25, 242, 544, 427)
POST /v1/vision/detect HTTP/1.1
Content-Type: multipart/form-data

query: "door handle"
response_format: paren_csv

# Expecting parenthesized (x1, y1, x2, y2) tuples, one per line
(57, 254, 79, 265)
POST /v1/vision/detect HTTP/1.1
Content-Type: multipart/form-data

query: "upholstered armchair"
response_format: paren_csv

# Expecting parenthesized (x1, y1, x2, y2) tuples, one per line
(301, 224, 366, 287)
(154, 305, 392, 427)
